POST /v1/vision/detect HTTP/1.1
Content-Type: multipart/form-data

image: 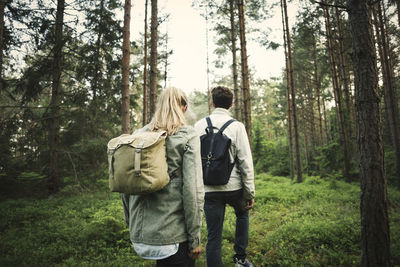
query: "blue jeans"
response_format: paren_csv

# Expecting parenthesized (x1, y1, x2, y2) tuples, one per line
(204, 189, 249, 267)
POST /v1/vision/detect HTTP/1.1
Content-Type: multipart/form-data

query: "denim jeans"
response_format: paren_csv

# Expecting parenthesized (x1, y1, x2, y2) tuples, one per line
(204, 189, 249, 267)
(156, 242, 195, 267)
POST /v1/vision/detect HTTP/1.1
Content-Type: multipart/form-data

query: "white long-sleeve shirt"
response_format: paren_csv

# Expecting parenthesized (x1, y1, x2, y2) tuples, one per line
(194, 108, 255, 199)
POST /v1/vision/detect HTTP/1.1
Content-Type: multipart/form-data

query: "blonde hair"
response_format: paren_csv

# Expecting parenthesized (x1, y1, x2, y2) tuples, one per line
(149, 87, 188, 135)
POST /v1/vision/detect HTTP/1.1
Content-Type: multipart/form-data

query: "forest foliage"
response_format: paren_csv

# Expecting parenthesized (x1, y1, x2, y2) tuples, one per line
(1, 0, 400, 264)
(1, 0, 399, 191)
(1, 174, 399, 266)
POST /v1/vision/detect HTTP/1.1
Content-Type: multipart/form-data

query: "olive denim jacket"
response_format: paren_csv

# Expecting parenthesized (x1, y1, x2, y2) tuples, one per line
(121, 125, 204, 250)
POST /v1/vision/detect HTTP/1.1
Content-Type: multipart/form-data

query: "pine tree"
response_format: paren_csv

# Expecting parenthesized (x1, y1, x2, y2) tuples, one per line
(347, 0, 391, 265)
(237, 0, 252, 142)
(142, 0, 149, 125)
(48, 0, 65, 194)
(121, 0, 131, 134)
(281, 0, 302, 182)
(149, 0, 158, 118)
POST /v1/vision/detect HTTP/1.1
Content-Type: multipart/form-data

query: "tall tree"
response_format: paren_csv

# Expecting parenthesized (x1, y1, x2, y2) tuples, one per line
(205, 3, 211, 114)
(280, 0, 294, 179)
(0, 0, 6, 91)
(282, 0, 302, 182)
(373, 1, 400, 188)
(347, 0, 391, 265)
(322, 4, 351, 182)
(48, 0, 65, 193)
(312, 34, 324, 146)
(334, 5, 352, 117)
(91, 0, 105, 103)
(163, 24, 169, 89)
(121, 0, 131, 134)
(237, 0, 252, 142)
(229, 0, 240, 120)
(149, 0, 158, 118)
(143, 0, 149, 125)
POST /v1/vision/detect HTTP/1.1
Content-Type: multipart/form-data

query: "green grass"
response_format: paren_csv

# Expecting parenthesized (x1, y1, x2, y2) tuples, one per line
(0, 174, 399, 266)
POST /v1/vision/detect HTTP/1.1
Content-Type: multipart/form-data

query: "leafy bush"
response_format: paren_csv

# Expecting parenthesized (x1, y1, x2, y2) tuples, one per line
(253, 139, 290, 176)
(1, 174, 399, 266)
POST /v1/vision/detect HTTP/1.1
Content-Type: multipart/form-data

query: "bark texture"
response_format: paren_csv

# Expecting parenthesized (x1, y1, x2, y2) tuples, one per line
(237, 0, 252, 142)
(48, 0, 65, 193)
(347, 0, 391, 265)
(281, 0, 294, 179)
(375, 1, 400, 188)
(149, 0, 158, 118)
(143, 0, 149, 125)
(323, 4, 351, 181)
(282, 0, 302, 182)
(0, 0, 6, 91)
(121, 0, 131, 134)
(229, 0, 240, 120)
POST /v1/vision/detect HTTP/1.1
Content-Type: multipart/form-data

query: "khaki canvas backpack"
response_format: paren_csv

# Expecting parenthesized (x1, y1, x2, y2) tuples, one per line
(107, 130, 170, 195)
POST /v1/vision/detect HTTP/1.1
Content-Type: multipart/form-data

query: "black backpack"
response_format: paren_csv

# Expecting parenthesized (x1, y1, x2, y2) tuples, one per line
(200, 117, 236, 185)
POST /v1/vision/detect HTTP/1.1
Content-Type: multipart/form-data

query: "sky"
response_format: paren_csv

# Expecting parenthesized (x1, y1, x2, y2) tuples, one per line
(130, 0, 299, 94)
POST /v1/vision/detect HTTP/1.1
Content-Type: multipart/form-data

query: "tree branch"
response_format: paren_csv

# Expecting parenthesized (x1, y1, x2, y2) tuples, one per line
(314, 1, 347, 9)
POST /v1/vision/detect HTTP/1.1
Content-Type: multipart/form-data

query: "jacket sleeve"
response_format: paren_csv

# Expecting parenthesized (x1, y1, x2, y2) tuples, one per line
(182, 128, 205, 250)
(236, 122, 255, 200)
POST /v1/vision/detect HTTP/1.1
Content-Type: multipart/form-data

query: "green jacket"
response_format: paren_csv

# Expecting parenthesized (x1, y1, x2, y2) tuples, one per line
(121, 125, 204, 250)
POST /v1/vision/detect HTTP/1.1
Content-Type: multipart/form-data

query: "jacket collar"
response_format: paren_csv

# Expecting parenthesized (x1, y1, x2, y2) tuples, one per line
(211, 107, 231, 116)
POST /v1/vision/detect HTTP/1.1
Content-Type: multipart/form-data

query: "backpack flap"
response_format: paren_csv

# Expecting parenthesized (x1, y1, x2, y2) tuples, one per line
(129, 131, 167, 177)
(107, 131, 167, 151)
(107, 130, 169, 195)
(211, 134, 231, 159)
(200, 133, 231, 160)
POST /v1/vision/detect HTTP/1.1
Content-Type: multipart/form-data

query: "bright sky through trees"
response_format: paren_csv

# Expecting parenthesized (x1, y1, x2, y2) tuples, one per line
(130, 0, 298, 94)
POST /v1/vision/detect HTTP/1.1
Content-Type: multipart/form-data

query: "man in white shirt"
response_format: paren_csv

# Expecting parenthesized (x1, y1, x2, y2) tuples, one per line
(194, 86, 255, 267)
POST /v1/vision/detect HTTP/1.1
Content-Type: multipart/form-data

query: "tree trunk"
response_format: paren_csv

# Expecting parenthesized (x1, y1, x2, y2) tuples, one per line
(143, 0, 149, 125)
(0, 0, 6, 92)
(312, 36, 323, 146)
(48, 0, 65, 194)
(149, 0, 158, 118)
(121, 0, 131, 134)
(300, 100, 309, 175)
(375, 1, 400, 188)
(163, 29, 168, 89)
(335, 4, 354, 142)
(307, 80, 316, 157)
(205, 5, 211, 115)
(335, 5, 351, 116)
(229, 0, 240, 120)
(397, 0, 400, 27)
(323, 5, 351, 182)
(237, 0, 252, 142)
(282, 0, 302, 182)
(92, 0, 104, 103)
(323, 98, 330, 143)
(281, 0, 294, 180)
(347, 0, 391, 265)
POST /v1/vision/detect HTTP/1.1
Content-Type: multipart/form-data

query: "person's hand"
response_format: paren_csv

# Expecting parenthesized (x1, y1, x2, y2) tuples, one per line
(189, 245, 202, 259)
(245, 198, 254, 210)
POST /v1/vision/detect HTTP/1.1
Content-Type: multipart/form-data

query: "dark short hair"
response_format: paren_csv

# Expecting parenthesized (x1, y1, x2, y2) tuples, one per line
(212, 86, 233, 109)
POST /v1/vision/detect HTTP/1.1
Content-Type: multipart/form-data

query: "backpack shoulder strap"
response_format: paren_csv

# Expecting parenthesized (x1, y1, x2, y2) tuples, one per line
(205, 116, 218, 134)
(218, 119, 236, 134)
(206, 116, 213, 128)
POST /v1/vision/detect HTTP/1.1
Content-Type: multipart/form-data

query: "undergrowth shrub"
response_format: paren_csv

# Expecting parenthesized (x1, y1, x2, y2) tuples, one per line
(1, 173, 399, 266)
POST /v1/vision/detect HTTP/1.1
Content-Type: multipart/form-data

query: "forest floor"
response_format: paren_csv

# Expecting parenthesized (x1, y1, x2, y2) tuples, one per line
(0, 174, 399, 267)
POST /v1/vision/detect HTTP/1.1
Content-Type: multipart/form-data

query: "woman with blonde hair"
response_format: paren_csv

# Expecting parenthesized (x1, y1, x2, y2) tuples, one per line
(121, 87, 204, 267)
